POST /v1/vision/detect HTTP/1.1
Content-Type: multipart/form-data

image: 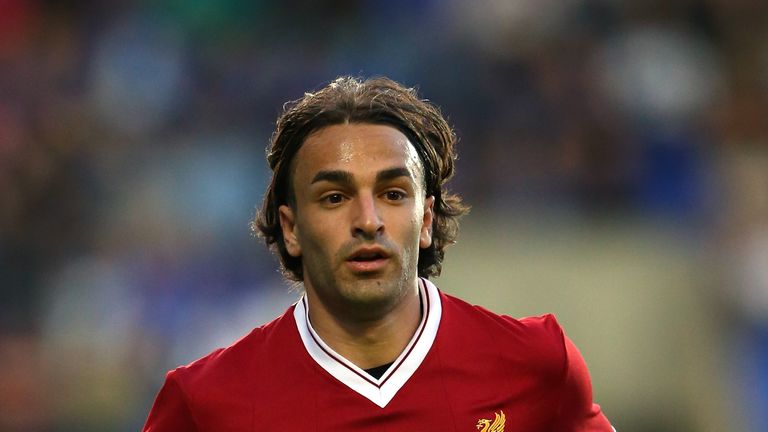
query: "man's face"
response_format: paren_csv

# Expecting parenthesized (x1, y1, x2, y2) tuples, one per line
(278, 123, 434, 318)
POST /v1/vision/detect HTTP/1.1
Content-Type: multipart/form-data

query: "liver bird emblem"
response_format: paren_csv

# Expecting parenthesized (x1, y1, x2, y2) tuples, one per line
(476, 410, 506, 432)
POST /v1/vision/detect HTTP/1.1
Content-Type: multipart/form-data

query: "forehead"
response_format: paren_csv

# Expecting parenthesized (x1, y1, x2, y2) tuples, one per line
(291, 123, 424, 183)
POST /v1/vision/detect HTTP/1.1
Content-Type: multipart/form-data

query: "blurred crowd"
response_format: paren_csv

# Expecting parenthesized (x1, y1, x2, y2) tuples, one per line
(1, 0, 767, 430)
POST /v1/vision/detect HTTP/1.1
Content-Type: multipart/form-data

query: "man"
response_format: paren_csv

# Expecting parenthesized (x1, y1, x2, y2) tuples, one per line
(143, 76, 614, 431)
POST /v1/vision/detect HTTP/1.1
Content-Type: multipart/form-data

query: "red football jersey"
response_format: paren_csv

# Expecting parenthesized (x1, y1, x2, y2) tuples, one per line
(143, 279, 614, 431)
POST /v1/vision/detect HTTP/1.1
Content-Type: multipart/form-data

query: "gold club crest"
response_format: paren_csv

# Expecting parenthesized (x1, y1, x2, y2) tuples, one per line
(476, 410, 506, 431)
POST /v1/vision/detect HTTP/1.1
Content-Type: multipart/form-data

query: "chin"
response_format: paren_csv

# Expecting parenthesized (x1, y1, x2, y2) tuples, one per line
(340, 277, 405, 303)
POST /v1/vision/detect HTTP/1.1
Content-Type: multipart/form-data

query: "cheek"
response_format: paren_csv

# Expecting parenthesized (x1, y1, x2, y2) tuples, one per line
(298, 219, 340, 255)
(399, 210, 425, 246)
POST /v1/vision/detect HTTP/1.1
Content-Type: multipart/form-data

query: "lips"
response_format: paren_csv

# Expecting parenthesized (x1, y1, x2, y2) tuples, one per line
(346, 247, 391, 273)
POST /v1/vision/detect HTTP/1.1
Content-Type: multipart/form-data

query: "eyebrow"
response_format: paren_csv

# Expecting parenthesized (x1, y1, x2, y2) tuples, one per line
(310, 167, 413, 186)
(375, 167, 412, 183)
(310, 170, 354, 186)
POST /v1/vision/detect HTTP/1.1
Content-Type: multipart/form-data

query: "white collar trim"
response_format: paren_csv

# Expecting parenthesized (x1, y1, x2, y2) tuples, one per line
(293, 278, 442, 408)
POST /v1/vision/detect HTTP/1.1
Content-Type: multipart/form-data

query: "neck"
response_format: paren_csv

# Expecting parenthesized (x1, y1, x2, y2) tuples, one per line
(304, 280, 422, 370)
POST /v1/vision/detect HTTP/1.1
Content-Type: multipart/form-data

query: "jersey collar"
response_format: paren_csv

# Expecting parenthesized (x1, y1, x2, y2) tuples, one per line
(293, 278, 442, 408)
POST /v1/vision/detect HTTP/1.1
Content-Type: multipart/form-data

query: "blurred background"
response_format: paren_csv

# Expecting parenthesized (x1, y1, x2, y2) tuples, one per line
(1, 0, 767, 430)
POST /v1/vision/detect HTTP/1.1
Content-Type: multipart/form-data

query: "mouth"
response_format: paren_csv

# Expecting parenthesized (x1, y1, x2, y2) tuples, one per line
(346, 247, 391, 273)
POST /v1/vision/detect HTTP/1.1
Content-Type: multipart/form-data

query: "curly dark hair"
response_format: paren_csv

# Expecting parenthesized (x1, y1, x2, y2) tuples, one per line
(252, 76, 468, 281)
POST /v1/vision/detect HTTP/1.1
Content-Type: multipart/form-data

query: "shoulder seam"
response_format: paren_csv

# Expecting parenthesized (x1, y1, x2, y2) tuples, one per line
(169, 369, 203, 431)
(553, 320, 569, 423)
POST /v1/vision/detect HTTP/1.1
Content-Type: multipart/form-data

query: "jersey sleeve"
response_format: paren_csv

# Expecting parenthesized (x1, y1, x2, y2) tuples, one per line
(142, 369, 199, 432)
(553, 333, 615, 431)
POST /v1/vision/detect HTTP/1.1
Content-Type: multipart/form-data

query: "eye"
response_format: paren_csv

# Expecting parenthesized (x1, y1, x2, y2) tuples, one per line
(383, 190, 405, 201)
(322, 193, 345, 205)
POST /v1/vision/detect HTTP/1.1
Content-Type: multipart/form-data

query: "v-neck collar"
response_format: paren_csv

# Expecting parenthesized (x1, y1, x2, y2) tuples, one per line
(292, 278, 442, 408)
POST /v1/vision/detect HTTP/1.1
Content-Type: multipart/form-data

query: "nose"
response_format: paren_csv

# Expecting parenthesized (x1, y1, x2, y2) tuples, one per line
(352, 193, 384, 240)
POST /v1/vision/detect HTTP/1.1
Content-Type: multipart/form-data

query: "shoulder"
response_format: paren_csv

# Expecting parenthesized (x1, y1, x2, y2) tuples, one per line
(143, 306, 300, 430)
(439, 291, 566, 349)
(438, 291, 568, 376)
(437, 291, 614, 429)
(170, 306, 295, 395)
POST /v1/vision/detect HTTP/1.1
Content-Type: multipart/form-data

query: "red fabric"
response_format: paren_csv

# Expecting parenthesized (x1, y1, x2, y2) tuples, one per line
(143, 291, 613, 431)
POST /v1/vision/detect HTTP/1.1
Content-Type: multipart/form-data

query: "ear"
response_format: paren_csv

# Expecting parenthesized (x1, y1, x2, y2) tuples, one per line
(279, 205, 302, 257)
(419, 196, 435, 249)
